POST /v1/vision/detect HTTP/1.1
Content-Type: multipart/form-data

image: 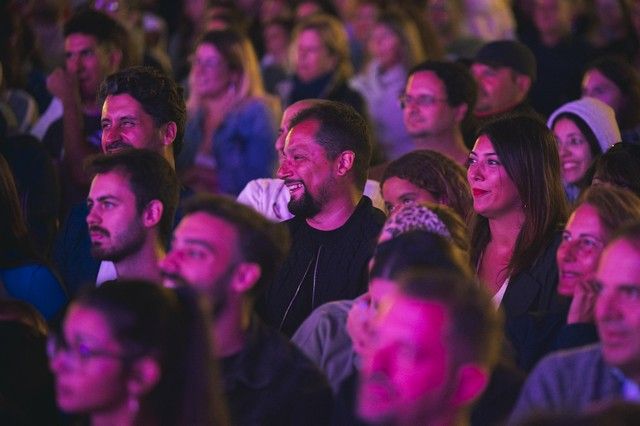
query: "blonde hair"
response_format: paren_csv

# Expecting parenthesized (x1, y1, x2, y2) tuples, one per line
(375, 8, 427, 69)
(196, 29, 281, 114)
(292, 13, 353, 81)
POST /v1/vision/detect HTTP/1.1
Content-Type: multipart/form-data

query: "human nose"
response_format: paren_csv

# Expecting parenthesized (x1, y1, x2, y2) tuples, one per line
(102, 125, 121, 146)
(66, 55, 80, 74)
(467, 161, 484, 182)
(159, 250, 181, 273)
(277, 158, 292, 179)
(559, 239, 579, 262)
(86, 204, 101, 226)
(365, 344, 391, 376)
(596, 288, 620, 322)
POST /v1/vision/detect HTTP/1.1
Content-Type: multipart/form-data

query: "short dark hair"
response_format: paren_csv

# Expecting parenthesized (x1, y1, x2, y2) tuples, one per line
(586, 56, 640, 130)
(64, 9, 121, 49)
(182, 194, 290, 301)
(98, 66, 186, 157)
(85, 149, 180, 246)
(611, 220, 640, 253)
(289, 101, 372, 190)
(593, 142, 640, 197)
(381, 149, 473, 223)
(397, 268, 503, 367)
(407, 60, 478, 122)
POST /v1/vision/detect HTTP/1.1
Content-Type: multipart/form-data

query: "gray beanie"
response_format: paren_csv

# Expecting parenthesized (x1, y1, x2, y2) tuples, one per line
(547, 97, 621, 154)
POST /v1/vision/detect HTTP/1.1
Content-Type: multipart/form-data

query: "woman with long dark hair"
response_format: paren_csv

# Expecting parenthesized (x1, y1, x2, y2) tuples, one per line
(0, 153, 66, 321)
(467, 115, 568, 319)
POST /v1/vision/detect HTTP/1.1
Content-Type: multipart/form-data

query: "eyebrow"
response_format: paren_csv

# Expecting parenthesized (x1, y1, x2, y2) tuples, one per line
(469, 151, 497, 157)
(181, 238, 216, 253)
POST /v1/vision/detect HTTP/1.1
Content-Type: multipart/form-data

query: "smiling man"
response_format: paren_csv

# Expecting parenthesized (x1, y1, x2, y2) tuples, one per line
(53, 66, 186, 296)
(257, 101, 385, 336)
(85, 149, 179, 283)
(511, 220, 640, 423)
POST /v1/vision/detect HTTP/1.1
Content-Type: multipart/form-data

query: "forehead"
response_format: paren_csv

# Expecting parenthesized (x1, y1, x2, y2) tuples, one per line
(102, 94, 152, 120)
(553, 117, 581, 134)
(372, 22, 398, 37)
(195, 42, 223, 58)
(65, 33, 99, 51)
(298, 29, 324, 46)
(282, 102, 314, 129)
(471, 134, 496, 153)
(597, 239, 640, 284)
(583, 69, 616, 86)
(471, 62, 512, 77)
(285, 119, 324, 151)
(406, 70, 446, 95)
(89, 170, 134, 199)
(64, 303, 113, 342)
(380, 296, 450, 343)
(566, 203, 604, 232)
(175, 212, 238, 247)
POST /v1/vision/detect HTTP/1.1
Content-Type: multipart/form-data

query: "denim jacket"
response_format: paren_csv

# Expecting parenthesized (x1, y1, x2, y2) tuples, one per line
(180, 97, 277, 195)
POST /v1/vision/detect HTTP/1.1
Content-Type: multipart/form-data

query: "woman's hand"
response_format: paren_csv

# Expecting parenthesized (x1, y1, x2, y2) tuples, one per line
(567, 278, 598, 324)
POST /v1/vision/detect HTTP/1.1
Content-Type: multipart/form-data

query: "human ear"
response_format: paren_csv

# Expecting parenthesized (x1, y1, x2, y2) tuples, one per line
(127, 356, 161, 398)
(452, 363, 489, 407)
(230, 262, 261, 294)
(336, 151, 355, 176)
(453, 103, 468, 124)
(142, 200, 163, 228)
(109, 48, 123, 72)
(162, 122, 177, 147)
(515, 74, 532, 96)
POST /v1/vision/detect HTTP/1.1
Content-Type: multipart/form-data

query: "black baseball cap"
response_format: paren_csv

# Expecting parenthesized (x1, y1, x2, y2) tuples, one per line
(474, 40, 537, 81)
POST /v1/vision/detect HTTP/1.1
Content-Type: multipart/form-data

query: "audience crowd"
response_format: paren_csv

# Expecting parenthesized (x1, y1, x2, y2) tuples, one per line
(3, 0, 640, 425)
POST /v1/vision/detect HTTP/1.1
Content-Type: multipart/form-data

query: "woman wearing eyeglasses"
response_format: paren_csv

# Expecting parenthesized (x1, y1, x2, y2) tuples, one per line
(557, 186, 640, 325)
(48, 280, 228, 426)
(179, 29, 279, 196)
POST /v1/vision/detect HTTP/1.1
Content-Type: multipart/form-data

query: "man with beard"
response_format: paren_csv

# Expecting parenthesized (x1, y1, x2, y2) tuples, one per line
(159, 194, 333, 425)
(54, 66, 186, 295)
(237, 99, 384, 221)
(257, 101, 386, 336)
(357, 268, 502, 426)
(85, 149, 179, 283)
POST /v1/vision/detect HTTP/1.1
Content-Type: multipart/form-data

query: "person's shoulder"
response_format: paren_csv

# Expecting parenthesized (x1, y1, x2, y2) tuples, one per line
(533, 344, 603, 376)
(254, 319, 327, 374)
(358, 196, 386, 226)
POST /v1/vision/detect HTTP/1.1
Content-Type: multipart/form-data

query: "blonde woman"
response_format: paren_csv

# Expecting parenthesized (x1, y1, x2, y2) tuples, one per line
(180, 29, 280, 195)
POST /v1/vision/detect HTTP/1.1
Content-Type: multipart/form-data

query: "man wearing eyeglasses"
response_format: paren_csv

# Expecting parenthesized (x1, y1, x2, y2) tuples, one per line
(510, 220, 640, 423)
(400, 60, 476, 166)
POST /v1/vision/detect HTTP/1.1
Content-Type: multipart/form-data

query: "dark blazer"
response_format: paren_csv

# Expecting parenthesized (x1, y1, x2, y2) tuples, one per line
(502, 231, 576, 371)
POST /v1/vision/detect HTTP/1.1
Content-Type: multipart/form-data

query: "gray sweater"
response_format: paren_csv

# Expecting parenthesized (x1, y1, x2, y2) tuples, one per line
(509, 344, 624, 424)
